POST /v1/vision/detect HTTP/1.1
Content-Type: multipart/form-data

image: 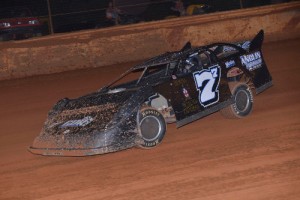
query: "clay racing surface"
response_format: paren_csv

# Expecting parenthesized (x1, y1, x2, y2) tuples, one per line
(0, 39, 299, 200)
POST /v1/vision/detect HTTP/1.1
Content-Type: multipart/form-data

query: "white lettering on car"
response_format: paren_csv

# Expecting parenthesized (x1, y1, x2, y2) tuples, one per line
(193, 65, 221, 107)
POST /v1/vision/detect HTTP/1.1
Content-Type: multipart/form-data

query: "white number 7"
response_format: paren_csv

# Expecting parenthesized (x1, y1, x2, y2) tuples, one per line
(193, 65, 221, 107)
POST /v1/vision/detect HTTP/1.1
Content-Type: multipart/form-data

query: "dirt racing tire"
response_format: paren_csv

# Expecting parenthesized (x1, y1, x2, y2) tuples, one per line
(137, 107, 166, 149)
(221, 83, 253, 119)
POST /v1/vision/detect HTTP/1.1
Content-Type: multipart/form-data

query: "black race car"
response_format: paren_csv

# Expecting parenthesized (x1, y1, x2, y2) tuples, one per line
(29, 30, 272, 156)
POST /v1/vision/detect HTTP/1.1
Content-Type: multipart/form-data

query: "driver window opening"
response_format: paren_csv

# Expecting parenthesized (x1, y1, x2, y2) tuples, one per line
(199, 52, 211, 67)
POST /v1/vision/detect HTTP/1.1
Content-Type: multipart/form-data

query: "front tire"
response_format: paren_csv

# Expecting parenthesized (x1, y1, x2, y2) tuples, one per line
(137, 107, 166, 149)
(221, 83, 253, 119)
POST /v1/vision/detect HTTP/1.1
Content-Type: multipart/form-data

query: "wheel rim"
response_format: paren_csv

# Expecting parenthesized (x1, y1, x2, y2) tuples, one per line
(235, 89, 250, 113)
(140, 116, 161, 141)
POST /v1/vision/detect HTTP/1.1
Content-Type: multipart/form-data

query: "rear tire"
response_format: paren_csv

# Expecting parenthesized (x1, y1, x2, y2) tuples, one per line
(137, 107, 166, 149)
(221, 83, 253, 119)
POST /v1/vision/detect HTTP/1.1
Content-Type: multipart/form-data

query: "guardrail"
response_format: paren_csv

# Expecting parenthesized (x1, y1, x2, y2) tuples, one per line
(0, 2, 299, 80)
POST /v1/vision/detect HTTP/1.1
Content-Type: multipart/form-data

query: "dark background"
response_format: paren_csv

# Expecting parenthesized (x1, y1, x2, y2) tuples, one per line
(0, 0, 288, 34)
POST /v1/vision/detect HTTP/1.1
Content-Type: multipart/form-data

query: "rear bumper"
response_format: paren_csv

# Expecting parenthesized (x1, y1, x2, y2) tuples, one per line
(255, 80, 273, 94)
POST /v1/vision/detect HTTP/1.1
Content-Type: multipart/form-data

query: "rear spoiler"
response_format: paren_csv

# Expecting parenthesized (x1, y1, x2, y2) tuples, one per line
(249, 30, 264, 51)
(181, 41, 192, 51)
(236, 30, 264, 52)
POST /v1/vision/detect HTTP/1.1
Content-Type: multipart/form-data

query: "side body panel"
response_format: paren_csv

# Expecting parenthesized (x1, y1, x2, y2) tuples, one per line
(155, 63, 232, 127)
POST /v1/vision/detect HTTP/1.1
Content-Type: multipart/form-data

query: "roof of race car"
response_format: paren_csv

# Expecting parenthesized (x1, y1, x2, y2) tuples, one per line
(132, 42, 196, 70)
(131, 41, 246, 70)
(132, 51, 182, 70)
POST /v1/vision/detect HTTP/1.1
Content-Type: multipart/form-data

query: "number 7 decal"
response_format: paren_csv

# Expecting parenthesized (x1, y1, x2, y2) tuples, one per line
(193, 65, 221, 107)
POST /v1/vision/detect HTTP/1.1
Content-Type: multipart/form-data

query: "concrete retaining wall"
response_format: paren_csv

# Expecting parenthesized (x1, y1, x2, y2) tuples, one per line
(0, 2, 299, 80)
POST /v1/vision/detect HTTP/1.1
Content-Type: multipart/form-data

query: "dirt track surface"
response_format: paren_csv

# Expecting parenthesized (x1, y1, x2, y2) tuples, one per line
(0, 39, 299, 200)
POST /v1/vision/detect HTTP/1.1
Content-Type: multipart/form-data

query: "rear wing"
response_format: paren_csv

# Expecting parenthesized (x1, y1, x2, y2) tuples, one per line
(249, 30, 264, 51)
(236, 30, 264, 52)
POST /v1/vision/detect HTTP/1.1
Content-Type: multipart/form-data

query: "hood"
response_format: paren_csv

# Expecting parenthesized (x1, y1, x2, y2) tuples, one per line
(32, 89, 136, 150)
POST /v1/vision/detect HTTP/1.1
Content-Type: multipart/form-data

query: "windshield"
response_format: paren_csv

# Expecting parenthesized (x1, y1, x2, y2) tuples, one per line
(102, 64, 169, 91)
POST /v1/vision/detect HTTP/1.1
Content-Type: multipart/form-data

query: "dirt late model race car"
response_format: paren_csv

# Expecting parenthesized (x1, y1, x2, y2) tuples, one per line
(29, 30, 272, 156)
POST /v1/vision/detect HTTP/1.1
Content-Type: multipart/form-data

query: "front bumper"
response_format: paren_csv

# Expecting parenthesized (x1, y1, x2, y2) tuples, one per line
(28, 142, 134, 156)
(28, 125, 139, 157)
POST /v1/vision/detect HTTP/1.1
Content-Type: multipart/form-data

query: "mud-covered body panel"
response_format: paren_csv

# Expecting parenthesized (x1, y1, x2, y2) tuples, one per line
(29, 87, 156, 156)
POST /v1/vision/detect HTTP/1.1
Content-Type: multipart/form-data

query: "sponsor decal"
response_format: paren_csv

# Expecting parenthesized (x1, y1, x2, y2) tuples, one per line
(225, 60, 235, 68)
(240, 51, 262, 71)
(182, 99, 200, 115)
(223, 46, 236, 52)
(141, 110, 160, 117)
(238, 41, 251, 50)
(60, 116, 94, 128)
(143, 139, 159, 147)
(63, 129, 70, 134)
(182, 87, 190, 99)
(193, 65, 221, 107)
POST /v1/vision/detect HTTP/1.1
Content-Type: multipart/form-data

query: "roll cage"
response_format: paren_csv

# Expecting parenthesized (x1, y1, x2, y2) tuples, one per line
(101, 38, 254, 92)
